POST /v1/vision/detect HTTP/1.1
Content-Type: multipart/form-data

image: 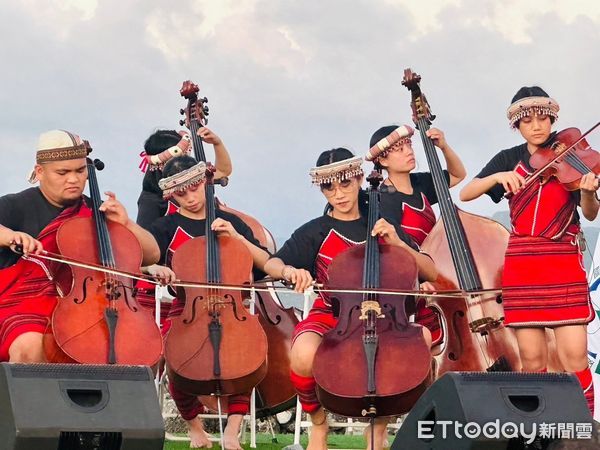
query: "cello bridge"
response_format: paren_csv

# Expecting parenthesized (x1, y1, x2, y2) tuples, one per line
(359, 300, 385, 320)
(469, 317, 503, 333)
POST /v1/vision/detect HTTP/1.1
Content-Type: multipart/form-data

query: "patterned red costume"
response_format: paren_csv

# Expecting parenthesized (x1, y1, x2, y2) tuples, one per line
(379, 172, 450, 346)
(504, 161, 592, 326)
(0, 198, 90, 361)
(477, 140, 595, 413)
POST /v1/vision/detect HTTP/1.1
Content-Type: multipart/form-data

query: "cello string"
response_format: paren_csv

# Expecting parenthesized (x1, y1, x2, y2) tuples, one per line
(417, 119, 480, 290)
(416, 118, 492, 367)
(417, 120, 474, 288)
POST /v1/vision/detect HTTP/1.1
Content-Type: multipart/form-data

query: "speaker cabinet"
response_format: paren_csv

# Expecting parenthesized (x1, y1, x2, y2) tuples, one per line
(0, 363, 164, 450)
(392, 372, 593, 449)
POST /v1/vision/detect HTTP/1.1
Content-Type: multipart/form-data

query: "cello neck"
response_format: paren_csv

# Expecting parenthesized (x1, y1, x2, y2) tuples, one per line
(414, 120, 483, 292)
(403, 68, 483, 291)
(205, 170, 220, 283)
(363, 174, 382, 293)
(86, 157, 115, 268)
(188, 107, 207, 162)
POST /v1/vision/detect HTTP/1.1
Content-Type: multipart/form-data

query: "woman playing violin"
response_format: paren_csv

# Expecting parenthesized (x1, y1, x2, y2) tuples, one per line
(146, 155, 269, 450)
(460, 86, 599, 415)
(263, 148, 437, 450)
(368, 124, 466, 347)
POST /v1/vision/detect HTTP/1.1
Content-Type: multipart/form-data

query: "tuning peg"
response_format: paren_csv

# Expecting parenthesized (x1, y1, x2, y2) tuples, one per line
(179, 108, 185, 115)
(201, 97, 208, 103)
(179, 119, 185, 126)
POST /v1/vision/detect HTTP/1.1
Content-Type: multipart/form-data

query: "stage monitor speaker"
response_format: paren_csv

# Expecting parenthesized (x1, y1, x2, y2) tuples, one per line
(0, 363, 164, 450)
(391, 371, 593, 450)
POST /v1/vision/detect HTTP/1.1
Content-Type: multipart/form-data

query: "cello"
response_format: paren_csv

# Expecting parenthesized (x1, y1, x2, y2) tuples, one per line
(44, 150, 163, 365)
(164, 163, 268, 395)
(312, 170, 432, 418)
(401, 69, 522, 375)
(179, 80, 298, 413)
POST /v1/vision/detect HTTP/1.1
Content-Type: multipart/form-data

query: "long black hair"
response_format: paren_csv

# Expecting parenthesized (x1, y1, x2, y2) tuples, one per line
(317, 148, 369, 217)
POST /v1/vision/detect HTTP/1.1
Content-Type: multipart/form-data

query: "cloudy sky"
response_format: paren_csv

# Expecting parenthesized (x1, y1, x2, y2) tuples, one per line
(1, 0, 599, 243)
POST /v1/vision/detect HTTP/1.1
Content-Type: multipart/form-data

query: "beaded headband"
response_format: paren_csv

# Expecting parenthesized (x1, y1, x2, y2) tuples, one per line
(507, 96, 559, 128)
(309, 156, 364, 185)
(159, 161, 206, 199)
(365, 125, 414, 162)
(139, 133, 191, 173)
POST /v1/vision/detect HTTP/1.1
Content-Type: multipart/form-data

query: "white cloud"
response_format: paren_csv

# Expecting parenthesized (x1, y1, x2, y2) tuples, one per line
(0, 0, 599, 240)
(386, 0, 600, 43)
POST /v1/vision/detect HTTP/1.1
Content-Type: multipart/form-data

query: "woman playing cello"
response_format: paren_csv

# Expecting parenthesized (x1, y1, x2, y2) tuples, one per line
(367, 124, 466, 346)
(147, 155, 269, 449)
(460, 86, 598, 414)
(263, 148, 437, 450)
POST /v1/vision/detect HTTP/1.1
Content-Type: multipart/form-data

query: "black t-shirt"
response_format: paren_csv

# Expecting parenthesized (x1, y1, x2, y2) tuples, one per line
(149, 209, 268, 279)
(476, 143, 581, 207)
(0, 187, 65, 268)
(274, 215, 419, 277)
(379, 170, 450, 215)
(137, 190, 169, 230)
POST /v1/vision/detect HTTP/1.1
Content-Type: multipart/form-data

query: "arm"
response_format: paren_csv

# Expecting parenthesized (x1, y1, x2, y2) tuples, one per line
(426, 128, 466, 187)
(99, 191, 160, 266)
(211, 218, 270, 268)
(198, 127, 233, 179)
(372, 219, 437, 281)
(579, 173, 600, 221)
(460, 171, 526, 202)
(0, 224, 43, 255)
(263, 257, 313, 293)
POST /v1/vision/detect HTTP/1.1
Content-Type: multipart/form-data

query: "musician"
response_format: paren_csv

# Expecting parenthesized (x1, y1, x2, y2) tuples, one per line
(263, 148, 437, 450)
(367, 124, 466, 347)
(0, 130, 159, 364)
(135, 127, 233, 325)
(136, 127, 232, 229)
(147, 155, 269, 450)
(460, 86, 598, 414)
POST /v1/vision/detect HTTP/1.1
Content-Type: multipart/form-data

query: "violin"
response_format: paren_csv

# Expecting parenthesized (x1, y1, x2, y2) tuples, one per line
(401, 69, 522, 375)
(179, 80, 298, 412)
(528, 124, 600, 190)
(44, 152, 163, 365)
(312, 170, 432, 418)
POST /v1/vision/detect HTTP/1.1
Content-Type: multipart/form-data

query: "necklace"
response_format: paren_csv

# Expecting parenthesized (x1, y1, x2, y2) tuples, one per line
(384, 177, 399, 193)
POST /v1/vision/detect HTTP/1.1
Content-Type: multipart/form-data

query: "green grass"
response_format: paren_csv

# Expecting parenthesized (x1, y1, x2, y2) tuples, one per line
(163, 433, 367, 449)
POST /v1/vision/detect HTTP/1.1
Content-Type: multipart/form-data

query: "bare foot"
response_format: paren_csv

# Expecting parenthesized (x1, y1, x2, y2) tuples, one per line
(223, 414, 243, 450)
(307, 409, 329, 450)
(187, 417, 213, 448)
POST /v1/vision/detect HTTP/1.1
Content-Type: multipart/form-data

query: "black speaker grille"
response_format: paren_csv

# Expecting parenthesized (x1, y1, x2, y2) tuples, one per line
(458, 371, 573, 383)
(58, 431, 122, 450)
(7, 363, 152, 381)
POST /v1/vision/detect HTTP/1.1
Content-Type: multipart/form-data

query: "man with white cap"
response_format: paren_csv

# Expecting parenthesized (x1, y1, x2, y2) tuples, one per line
(0, 129, 159, 363)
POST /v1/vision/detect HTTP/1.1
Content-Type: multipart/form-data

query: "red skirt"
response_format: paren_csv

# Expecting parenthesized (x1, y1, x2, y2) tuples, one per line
(0, 260, 58, 361)
(292, 297, 337, 343)
(502, 231, 594, 327)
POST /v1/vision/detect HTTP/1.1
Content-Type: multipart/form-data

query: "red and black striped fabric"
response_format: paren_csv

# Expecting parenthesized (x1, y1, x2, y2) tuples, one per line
(503, 163, 593, 327)
(0, 201, 90, 361)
